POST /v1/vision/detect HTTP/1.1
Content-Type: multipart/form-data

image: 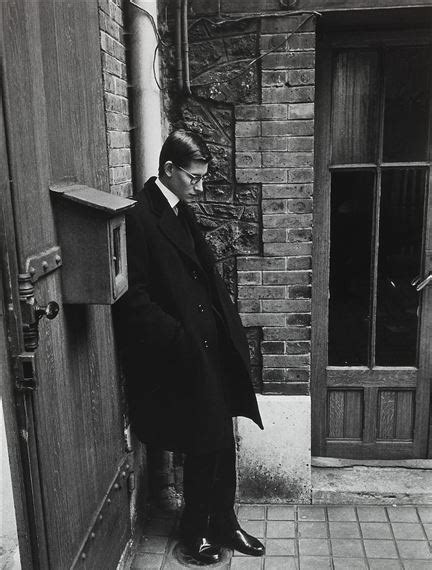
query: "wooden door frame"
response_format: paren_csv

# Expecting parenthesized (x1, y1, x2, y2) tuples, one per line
(424, 169, 432, 459)
(0, 71, 48, 569)
(311, 25, 432, 459)
(311, 34, 332, 456)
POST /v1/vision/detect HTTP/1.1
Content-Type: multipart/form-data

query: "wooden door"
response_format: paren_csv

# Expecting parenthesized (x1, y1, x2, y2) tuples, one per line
(1, 1, 131, 567)
(312, 28, 432, 459)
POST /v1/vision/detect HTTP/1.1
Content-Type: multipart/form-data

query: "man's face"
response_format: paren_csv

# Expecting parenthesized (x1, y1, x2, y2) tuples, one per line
(163, 159, 208, 202)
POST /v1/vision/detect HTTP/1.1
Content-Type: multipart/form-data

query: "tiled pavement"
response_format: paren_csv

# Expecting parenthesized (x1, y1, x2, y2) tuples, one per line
(130, 504, 432, 569)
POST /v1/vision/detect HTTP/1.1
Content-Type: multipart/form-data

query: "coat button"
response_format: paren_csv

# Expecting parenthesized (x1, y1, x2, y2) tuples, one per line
(202, 339, 209, 349)
(192, 270, 199, 280)
(198, 304, 205, 313)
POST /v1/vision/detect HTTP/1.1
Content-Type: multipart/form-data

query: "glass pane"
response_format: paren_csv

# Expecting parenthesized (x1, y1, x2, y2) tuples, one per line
(376, 169, 425, 365)
(329, 171, 375, 365)
(383, 47, 431, 162)
(113, 226, 121, 276)
(332, 50, 379, 164)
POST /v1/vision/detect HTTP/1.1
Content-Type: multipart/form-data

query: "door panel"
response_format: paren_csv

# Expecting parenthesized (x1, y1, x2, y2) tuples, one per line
(1, 1, 131, 567)
(312, 29, 432, 459)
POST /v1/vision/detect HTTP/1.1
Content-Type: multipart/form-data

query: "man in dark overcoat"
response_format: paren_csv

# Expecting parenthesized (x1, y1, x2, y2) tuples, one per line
(117, 130, 264, 564)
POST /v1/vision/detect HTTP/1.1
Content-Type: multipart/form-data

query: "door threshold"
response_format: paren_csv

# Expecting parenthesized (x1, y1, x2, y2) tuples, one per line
(312, 456, 432, 504)
(312, 456, 432, 469)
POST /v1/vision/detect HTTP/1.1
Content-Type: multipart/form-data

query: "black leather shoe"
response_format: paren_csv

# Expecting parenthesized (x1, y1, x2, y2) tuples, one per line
(181, 535, 222, 564)
(222, 528, 265, 556)
(210, 509, 265, 557)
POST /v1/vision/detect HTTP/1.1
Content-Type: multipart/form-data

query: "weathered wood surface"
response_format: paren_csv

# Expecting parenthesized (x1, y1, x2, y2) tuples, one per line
(0, 74, 37, 569)
(328, 390, 363, 439)
(311, 38, 332, 456)
(326, 368, 417, 387)
(1, 0, 130, 567)
(326, 440, 417, 460)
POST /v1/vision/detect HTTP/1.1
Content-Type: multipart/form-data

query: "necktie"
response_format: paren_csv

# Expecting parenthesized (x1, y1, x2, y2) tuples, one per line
(177, 203, 195, 250)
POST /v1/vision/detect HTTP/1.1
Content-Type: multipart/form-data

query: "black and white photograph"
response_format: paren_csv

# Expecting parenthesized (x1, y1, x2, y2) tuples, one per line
(1, 1, 432, 569)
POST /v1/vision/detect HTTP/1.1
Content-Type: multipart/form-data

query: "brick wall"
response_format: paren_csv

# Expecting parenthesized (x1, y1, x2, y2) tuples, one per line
(98, 0, 132, 197)
(161, 4, 316, 397)
(236, 14, 315, 396)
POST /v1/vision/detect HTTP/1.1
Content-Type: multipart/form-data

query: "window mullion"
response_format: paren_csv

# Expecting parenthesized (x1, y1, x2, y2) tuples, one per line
(369, 169, 381, 369)
(369, 48, 386, 368)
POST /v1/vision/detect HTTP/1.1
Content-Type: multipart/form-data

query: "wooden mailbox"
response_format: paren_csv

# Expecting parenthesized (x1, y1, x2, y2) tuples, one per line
(51, 184, 136, 304)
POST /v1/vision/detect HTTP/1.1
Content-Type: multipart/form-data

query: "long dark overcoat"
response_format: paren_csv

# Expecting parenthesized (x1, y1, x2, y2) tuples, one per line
(116, 177, 263, 454)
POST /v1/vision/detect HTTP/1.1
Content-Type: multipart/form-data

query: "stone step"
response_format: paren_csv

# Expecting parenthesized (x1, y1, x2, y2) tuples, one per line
(312, 457, 432, 505)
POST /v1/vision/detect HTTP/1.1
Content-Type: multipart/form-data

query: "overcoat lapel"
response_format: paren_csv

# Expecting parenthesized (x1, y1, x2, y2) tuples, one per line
(158, 207, 202, 267)
(143, 178, 203, 269)
(181, 204, 216, 273)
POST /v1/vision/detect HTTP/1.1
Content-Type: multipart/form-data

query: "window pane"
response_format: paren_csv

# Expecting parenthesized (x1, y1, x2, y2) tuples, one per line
(383, 47, 431, 162)
(376, 169, 425, 366)
(329, 171, 375, 365)
(332, 50, 379, 164)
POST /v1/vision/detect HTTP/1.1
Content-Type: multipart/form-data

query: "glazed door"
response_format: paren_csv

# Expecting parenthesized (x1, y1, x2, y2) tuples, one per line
(1, 1, 131, 567)
(312, 29, 432, 458)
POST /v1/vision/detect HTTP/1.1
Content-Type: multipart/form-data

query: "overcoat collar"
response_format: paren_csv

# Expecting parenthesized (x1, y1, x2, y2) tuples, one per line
(140, 177, 214, 271)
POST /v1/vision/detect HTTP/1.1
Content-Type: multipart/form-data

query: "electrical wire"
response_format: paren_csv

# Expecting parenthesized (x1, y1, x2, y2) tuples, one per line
(128, 0, 170, 90)
(152, 39, 166, 91)
(189, 12, 319, 89)
(132, 2, 321, 93)
(214, 9, 321, 22)
(189, 10, 321, 29)
(129, 0, 168, 46)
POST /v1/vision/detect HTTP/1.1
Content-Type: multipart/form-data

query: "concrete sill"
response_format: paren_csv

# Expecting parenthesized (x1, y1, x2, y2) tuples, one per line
(312, 457, 432, 469)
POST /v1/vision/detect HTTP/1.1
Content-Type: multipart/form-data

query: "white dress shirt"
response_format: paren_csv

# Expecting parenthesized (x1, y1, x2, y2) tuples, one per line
(155, 177, 179, 214)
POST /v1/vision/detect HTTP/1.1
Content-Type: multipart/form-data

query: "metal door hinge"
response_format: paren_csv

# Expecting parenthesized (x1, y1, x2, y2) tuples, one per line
(15, 352, 37, 392)
(26, 245, 62, 283)
(416, 272, 432, 291)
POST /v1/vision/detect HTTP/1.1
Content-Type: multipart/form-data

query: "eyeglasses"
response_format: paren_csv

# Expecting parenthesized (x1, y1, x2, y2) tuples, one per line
(176, 164, 208, 185)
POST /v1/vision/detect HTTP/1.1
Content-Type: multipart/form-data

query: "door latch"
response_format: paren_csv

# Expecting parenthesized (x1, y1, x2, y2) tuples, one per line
(412, 272, 432, 292)
(18, 274, 60, 352)
(15, 352, 37, 392)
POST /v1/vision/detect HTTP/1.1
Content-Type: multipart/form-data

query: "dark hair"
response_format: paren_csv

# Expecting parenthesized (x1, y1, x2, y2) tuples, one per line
(158, 129, 212, 177)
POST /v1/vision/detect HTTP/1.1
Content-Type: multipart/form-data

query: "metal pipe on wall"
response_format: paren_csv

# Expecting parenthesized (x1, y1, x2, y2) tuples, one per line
(175, 0, 184, 93)
(181, 0, 191, 95)
(128, 0, 163, 190)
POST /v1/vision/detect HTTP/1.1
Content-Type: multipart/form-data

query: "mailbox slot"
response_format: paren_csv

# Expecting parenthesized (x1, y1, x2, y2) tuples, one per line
(110, 216, 127, 301)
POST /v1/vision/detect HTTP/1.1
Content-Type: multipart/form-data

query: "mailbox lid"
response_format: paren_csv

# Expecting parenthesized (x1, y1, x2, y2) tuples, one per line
(50, 183, 136, 214)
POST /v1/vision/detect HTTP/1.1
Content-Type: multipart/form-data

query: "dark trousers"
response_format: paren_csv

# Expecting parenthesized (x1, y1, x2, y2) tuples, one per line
(181, 422, 237, 535)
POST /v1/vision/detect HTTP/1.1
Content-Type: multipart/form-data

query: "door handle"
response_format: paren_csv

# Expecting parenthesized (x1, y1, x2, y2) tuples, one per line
(413, 272, 432, 292)
(35, 301, 60, 321)
(18, 274, 60, 351)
